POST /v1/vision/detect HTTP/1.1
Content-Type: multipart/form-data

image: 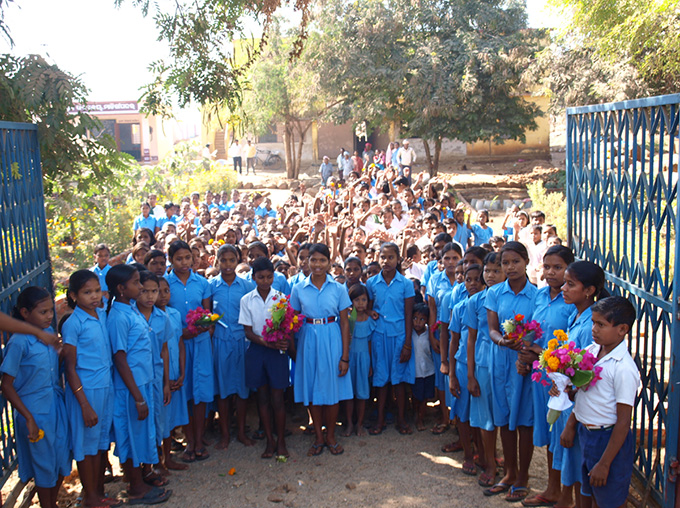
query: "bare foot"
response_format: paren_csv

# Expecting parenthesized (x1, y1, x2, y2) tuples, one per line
(215, 438, 230, 450)
(341, 424, 354, 437)
(237, 433, 255, 447)
(261, 441, 276, 459)
(157, 465, 170, 477)
(357, 425, 367, 437)
(276, 442, 289, 458)
(416, 420, 427, 432)
(165, 458, 189, 471)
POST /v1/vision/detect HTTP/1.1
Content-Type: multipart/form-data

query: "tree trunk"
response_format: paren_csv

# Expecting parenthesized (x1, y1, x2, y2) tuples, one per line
(293, 121, 313, 180)
(422, 139, 435, 176)
(433, 137, 442, 176)
(283, 122, 295, 179)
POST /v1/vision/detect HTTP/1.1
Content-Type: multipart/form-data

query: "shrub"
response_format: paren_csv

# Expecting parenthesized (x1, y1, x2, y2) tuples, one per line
(527, 180, 567, 242)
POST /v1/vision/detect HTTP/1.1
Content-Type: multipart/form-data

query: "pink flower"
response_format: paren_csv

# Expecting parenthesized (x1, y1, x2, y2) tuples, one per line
(532, 360, 541, 370)
(565, 367, 575, 376)
(531, 372, 542, 383)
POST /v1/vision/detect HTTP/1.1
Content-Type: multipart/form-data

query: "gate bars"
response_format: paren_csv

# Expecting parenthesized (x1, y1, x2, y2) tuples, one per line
(566, 94, 680, 507)
(0, 121, 52, 488)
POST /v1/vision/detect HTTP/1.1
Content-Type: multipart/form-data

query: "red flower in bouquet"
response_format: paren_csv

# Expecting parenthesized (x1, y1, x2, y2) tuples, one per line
(186, 307, 222, 334)
(262, 296, 304, 343)
(501, 313, 543, 346)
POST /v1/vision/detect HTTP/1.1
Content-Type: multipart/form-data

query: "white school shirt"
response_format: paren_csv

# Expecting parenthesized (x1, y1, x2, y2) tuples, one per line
(573, 341, 640, 427)
(412, 329, 435, 378)
(238, 287, 285, 340)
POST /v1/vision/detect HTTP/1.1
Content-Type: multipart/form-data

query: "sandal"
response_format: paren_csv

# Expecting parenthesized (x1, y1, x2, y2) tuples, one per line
(441, 441, 463, 453)
(194, 448, 210, 461)
(368, 425, 385, 436)
(462, 460, 477, 476)
(431, 423, 450, 435)
(478, 472, 496, 487)
(180, 450, 196, 463)
(143, 471, 168, 488)
(252, 429, 265, 440)
(128, 487, 172, 505)
(505, 486, 530, 502)
(521, 494, 556, 507)
(326, 442, 344, 455)
(307, 443, 325, 456)
(483, 482, 512, 497)
(395, 423, 413, 435)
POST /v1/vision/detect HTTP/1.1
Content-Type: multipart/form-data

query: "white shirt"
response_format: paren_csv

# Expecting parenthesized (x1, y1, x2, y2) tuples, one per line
(390, 214, 408, 232)
(405, 263, 425, 281)
(573, 341, 640, 427)
(238, 287, 285, 339)
(151, 205, 165, 219)
(413, 329, 435, 378)
(228, 144, 241, 158)
(397, 146, 416, 166)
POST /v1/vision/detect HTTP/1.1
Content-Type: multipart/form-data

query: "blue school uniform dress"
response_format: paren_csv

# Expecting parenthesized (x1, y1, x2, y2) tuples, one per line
(552, 306, 593, 486)
(156, 215, 178, 231)
(133, 214, 157, 232)
(91, 264, 111, 292)
(485, 279, 537, 430)
(61, 306, 114, 462)
(366, 271, 416, 386)
(531, 287, 573, 447)
(291, 275, 354, 405)
(471, 224, 494, 246)
(210, 275, 255, 400)
(422, 260, 439, 288)
(108, 301, 158, 466)
(147, 307, 171, 445)
(288, 271, 308, 290)
(163, 307, 189, 435)
(465, 290, 494, 431)
(425, 270, 456, 392)
(0, 329, 71, 488)
(349, 318, 375, 400)
(246, 270, 291, 295)
(165, 270, 214, 404)
(453, 224, 472, 246)
(450, 299, 471, 423)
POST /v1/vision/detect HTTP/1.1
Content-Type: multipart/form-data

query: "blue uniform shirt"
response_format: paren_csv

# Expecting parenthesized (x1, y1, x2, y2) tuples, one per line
(108, 301, 154, 389)
(164, 270, 212, 328)
(91, 264, 111, 292)
(245, 270, 291, 295)
(156, 215, 178, 231)
(465, 290, 492, 368)
(61, 306, 112, 389)
(290, 275, 352, 318)
(532, 287, 573, 348)
(209, 275, 255, 339)
(567, 306, 594, 349)
(471, 224, 494, 246)
(366, 271, 416, 336)
(147, 306, 172, 379)
(453, 224, 472, 246)
(485, 278, 538, 323)
(133, 215, 157, 232)
(450, 298, 470, 362)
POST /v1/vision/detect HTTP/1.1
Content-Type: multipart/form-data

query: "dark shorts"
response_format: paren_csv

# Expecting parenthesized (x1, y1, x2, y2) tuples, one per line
(578, 423, 634, 507)
(245, 343, 290, 390)
(413, 374, 435, 402)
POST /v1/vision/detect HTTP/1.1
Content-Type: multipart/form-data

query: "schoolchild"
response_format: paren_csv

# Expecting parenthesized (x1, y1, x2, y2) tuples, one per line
(106, 265, 171, 505)
(133, 202, 158, 233)
(246, 241, 291, 294)
(411, 303, 435, 432)
(240, 257, 291, 459)
(464, 252, 505, 485)
(343, 256, 364, 289)
(0, 287, 71, 508)
(164, 240, 214, 462)
(366, 242, 415, 435)
(472, 209, 494, 247)
(209, 244, 256, 449)
(561, 296, 640, 508)
(156, 203, 178, 231)
(154, 277, 189, 472)
(452, 206, 472, 248)
(135, 271, 171, 484)
(144, 250, 168, 278)
(91, 243, 111, 295)
(517, 246, 575, 507)
(291, 244, 353, 456)
(61, 271, 114, 508)
(421, 232, 452, 288)
(343, 283, 374, 437)
(288, 243, 312, 289)
(485, 241, 538, 502)
(549, 261, 608, 508)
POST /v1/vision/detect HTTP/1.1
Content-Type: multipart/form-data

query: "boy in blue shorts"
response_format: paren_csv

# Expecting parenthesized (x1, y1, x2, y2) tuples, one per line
(561, 296, 641, 508)
(239, 257, 292, 459)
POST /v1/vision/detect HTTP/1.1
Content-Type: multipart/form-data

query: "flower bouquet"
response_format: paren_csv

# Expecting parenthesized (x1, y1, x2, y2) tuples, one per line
(186, 307, 222, 334)
(532, 330, 603, 427)
(262, 296, 304, 352)
(502, 314, 543, 346)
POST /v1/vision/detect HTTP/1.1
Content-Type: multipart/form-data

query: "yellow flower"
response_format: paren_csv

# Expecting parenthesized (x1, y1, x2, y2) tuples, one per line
(547, 356, 560, 371)
(293, 315, 298, 323)
(547, 339, 559, 351)
(210, 314, 220, 320)
(554, 329, 568, 342)
(29, 429, 45, 443)
(289, 323, 294, 330)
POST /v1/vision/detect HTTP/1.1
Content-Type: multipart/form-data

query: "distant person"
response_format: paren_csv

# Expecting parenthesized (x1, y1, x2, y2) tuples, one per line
(319, 156, 333, 186)
(245, 140, 257, 175)
(397, 140, 416, 182)
(202, 144, 215, 169)
(229, 139, 242, 174)
(362, 142, 374, 167)
(148, 193, 164, 219)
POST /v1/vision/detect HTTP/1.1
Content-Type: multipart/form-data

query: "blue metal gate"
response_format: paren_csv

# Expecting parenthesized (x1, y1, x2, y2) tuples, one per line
(566, 94, 680, 507)
(0, 121, 52, 488)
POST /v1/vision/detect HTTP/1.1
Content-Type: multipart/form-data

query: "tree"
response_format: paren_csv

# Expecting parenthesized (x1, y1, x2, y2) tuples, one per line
(312, 0, 542, 175)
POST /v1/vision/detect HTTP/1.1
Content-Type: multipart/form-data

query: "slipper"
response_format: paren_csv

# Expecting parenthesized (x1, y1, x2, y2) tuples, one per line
(462, 460, 477, 476)
(98, 498, 124, 508)
(521, 494, 556, 507)
(368, 425, 384, 436)
(478, 472, 496, 487)
(194, 448, 210, 461)
(506, 486, 530, 502)
(143, 471, 168, 488)
(326, 442, 344, 455)
(180, 451, 195, 463)
(483, 482, 512, 497)
(128, 487, 172, 505)
(396, 424, 413, 435)
(441, 441, 463, 453)
(431, 423, 450, 435)
(307, 443, 325, 456)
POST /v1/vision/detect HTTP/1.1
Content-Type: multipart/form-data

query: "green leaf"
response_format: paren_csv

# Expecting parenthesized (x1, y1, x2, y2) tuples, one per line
(10, 161, 21, 180)
(571, 370, 594, 388)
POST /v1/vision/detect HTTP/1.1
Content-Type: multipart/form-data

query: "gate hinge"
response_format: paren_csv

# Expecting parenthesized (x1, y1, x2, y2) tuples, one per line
(670, 458, 680, 482)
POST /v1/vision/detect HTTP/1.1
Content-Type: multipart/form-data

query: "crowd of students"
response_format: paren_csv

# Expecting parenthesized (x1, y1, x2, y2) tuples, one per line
(1, 158, 641, 508)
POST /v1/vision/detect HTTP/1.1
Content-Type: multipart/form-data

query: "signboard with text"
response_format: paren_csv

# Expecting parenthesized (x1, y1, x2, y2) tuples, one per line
(68, 101, 139, 115)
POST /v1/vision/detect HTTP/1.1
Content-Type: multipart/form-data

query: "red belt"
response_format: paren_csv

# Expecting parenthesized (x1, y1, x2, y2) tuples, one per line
(305, 317, 337, 324)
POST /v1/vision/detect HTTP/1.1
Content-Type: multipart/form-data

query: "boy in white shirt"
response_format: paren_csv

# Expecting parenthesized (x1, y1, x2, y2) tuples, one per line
(561, 296, 641, 508)
(411, 303, 435, 431)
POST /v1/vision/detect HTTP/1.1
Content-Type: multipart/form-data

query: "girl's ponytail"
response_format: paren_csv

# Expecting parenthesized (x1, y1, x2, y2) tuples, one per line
(105, 264, 137, 315)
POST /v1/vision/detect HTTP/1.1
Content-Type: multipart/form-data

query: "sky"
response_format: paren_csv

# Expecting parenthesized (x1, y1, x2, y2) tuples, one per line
(1, 0, 558, 105)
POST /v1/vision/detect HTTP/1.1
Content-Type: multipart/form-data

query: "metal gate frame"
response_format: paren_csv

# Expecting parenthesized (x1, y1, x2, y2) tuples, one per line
(0, 121, 52, 489)
(566, 94, 680, 507)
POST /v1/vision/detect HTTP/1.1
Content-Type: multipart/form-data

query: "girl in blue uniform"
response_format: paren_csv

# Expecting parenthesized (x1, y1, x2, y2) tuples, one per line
(0, 287, 71, 508)
(551, 260, 607, 508)
(485, 241, 537, 502)
(156, 278, 189, 472)
(366, 242, 415, 435)
(106, 265, 171, 505)
(517, 246, 575, 507)
(135, 271, 171, 484)
(288, 243, 312, 289)
(342, 283, 374, 437)
(465, 252, 505, 486)
(164, 240, 213, 462)
(62, 271, 114, 508)
(449, 264, 484, 476)
(210, 244, 256, 449)
(291, 244, 353, 456)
